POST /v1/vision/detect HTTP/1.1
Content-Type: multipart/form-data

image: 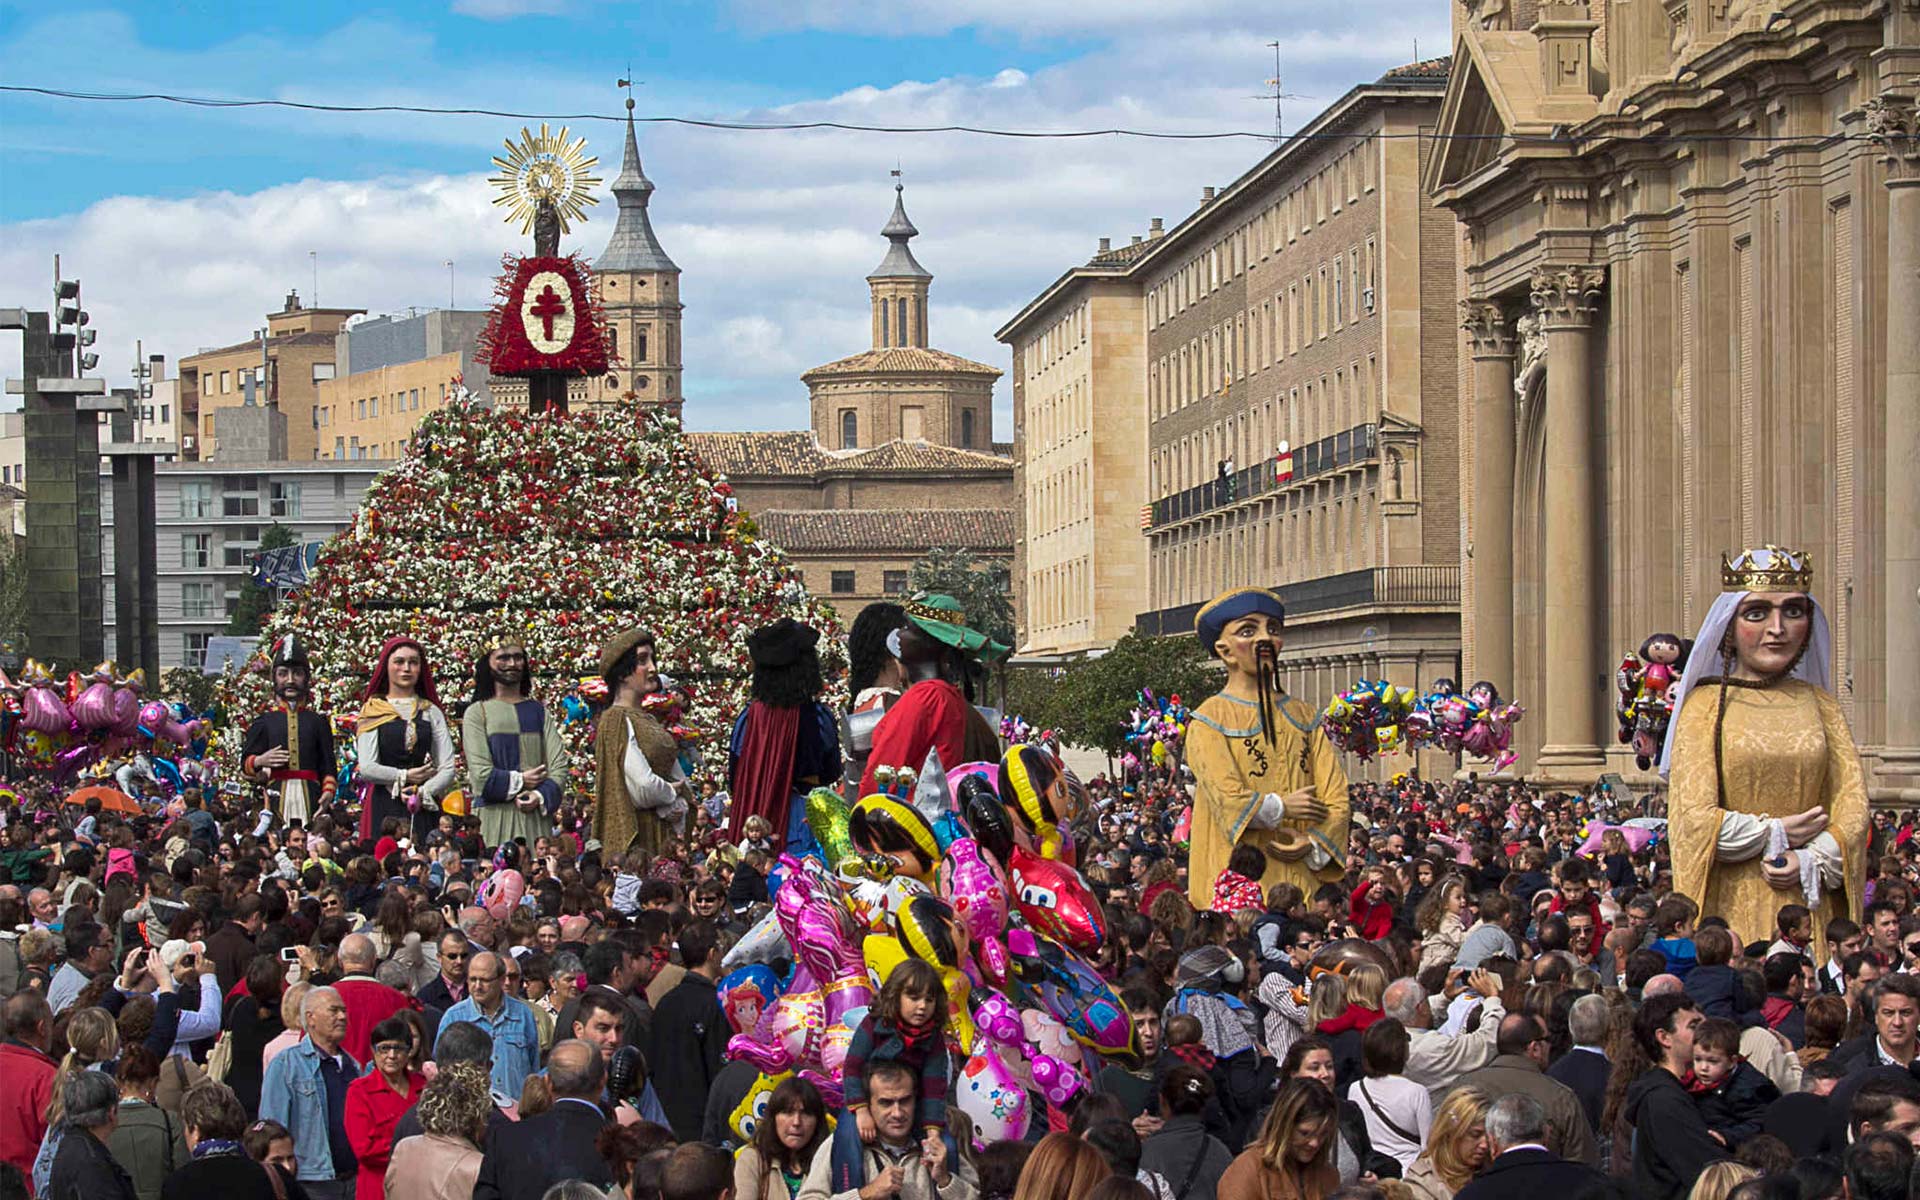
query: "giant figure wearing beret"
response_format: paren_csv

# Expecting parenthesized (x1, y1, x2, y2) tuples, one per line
(1184, 588, 1349, 910)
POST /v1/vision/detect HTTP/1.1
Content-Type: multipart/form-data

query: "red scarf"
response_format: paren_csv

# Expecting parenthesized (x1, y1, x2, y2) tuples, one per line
(1316, 1004, 1385, 1036)
(726, 702, 802, 844)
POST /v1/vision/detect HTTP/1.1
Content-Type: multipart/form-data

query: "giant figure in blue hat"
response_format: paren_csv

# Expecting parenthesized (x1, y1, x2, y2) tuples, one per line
(1184, 588, 1349, 909)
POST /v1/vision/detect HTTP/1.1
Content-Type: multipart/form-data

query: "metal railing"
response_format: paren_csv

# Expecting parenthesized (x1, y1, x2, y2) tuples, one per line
(1147, 423, 1376, 530)
(1134, 565, 1461, 636)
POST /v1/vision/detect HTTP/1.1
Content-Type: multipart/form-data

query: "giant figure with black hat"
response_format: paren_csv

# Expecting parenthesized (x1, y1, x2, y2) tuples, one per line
(1184, 588, 1349, 910)
(591, 627, 689, 858)
(725, 617, 842, 853)
(240, 633, 338, 827)
(858, 594, 1007, 798)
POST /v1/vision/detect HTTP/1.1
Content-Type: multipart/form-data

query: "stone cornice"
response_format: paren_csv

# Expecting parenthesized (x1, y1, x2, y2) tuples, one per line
(1864, 95, 1920, 184)
(1529, 265, 1607, 327)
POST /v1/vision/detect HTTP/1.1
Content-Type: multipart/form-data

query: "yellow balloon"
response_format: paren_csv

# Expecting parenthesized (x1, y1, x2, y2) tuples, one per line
(863, 933, 910, 991)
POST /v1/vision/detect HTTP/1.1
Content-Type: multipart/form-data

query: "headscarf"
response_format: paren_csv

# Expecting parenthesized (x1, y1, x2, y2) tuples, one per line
(1657, 581, 1831, 777)
(359, 636, 441, 735)
(1171, 945, 1256, 1059)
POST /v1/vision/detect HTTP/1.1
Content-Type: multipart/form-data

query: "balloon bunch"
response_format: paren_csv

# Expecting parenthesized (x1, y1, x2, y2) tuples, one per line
(1123, 688, 1189, 773)
(1616, 634, 1690, 770)
(1408, 679, 1525, 772)
(3, 659, 170, 786)
(725, 741, 1129, 1144)
(1320, 679, 1418, 759)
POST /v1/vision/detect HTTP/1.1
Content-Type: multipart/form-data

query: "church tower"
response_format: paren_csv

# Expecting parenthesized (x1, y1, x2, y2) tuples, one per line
(594, 100, 683, 416)
(867, 177, 931, 350)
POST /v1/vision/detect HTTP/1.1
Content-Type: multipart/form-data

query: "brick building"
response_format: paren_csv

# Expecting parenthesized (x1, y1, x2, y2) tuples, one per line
(178, 292, 362, 462)
(688, 179, 1015, 623)
(1002, 62, 1463, 776)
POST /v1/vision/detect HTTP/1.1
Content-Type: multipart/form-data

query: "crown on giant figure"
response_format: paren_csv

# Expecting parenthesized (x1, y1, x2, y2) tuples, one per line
(1720, 545, 1813, 592)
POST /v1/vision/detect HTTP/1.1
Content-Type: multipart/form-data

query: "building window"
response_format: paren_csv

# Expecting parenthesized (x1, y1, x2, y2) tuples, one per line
(224, 526, 262, 568)
(961, 409, 975, 448)
(840, 409, 858, 449)
(312, 362, 335, 383)
(201, 374, 212, 397)
(882, 570, 909, 595)
(179, 481, 213, 519)
(182, 582, 217, 619)
(222, 477, 260, 517)
(896, 297, 908, 346)
(879, 303, 889, 347)
(270, 481, 301, 518)
(638, 325, 649, 363)
(181, 533, 210, 569)
(334, 436, 345, 458)
(184, 632, 213, 665)
(219, 370, 231, 394)
(830, 570, 856, 594)
(159, 404, 169, 424)
(410, 388, 419, 410)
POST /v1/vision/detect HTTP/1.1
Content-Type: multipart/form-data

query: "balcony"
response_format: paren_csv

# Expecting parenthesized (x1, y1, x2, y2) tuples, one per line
(1148, 423, 1376, 531)
(1135, 565, 1461, 637)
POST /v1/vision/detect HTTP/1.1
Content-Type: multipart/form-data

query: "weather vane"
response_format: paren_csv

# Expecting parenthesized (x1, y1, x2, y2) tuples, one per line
(488, 123, 602, 240)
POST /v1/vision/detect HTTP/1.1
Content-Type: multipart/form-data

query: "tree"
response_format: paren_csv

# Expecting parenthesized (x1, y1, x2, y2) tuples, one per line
(0, 533, 26, 663)
(226, 522, 297, 636)
(1032, 632, 1219, 758)
(215, 397, 839, 796)
(908, 546, 1014, 650)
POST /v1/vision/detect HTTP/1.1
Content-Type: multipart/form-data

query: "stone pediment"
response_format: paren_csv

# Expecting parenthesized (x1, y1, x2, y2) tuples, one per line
(1426, 31, 1566, 197)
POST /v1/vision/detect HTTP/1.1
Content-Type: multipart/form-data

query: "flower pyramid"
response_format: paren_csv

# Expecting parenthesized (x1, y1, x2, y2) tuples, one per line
(215, 392, 842, 796)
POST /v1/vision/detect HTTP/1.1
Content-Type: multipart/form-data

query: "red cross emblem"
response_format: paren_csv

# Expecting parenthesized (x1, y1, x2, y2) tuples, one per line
(529, 284, 568, 342)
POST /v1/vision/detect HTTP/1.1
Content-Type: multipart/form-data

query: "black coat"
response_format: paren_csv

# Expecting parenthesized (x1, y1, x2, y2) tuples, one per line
(48, 1127, 137, 1200)
(472, 1097, 614, 1200)
(1139, 1115, 1234, 1200)
(648, 972, 731, 1142)
(1692, 1061, 1779, 1147)
(160, 1153, 306, 1200)
(1545, 1047, 1607, 1135)
(1622, 1067, 1731, 1200)
(1682, 964, 1762, 1027)
(1454, 1147, 1606, 1200)
(415, 974, 461, 1014)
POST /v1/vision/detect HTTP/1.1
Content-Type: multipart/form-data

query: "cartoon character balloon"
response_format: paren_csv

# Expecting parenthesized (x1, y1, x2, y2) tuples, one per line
(719, 963, 786, 1036)
(955, 1036, 1030, 1145)
(935, 838, 1010, 984)
(849, 795, 943, 880)
(1005, 928, 1137, 1058)
(998, 744, 1081, 861)
(1008, 847, 1106, 955)
(479, 868, 525, 922)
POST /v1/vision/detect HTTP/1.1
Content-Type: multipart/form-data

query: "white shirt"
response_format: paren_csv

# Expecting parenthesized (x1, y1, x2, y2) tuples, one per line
(1347, 1074, 1431, 1170)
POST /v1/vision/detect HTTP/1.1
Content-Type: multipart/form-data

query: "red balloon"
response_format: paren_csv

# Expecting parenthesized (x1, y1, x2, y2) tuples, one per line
(1009, 847, 1106, 955)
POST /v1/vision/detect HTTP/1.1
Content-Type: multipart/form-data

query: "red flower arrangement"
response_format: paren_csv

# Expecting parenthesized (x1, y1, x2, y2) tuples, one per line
(476, 253, 614, 377)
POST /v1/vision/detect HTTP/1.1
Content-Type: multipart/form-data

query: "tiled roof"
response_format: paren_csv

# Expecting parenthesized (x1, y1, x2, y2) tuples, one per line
(757, 508, 1014, 553)
(687, 431, 1013, 479)
(802, 346, 1001, 379)
(1382, 56, 1451, 79)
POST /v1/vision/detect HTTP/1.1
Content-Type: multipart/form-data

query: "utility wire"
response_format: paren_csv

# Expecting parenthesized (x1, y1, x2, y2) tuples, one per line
(0, 84, 1885, 144)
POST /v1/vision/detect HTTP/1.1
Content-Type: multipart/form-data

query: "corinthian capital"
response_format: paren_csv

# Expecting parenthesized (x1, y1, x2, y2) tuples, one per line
(1529, 265, 1607, 328)
(1461, 301, 1515, 358)
(1864, 96, 1920, 184)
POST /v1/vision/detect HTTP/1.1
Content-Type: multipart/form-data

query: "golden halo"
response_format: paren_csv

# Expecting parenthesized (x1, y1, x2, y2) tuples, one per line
(487, 123, 603, 237)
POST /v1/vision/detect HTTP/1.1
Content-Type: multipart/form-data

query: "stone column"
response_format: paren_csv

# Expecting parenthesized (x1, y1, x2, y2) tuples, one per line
(1532, 265, 1609, 774)
(1870, 97, 1920, 783)
(1463, 301, 1517, 694)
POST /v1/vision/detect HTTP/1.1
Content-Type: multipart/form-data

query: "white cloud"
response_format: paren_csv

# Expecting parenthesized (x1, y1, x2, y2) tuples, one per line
(0, 1, 1451, 439)
(451, 0, 570, 17)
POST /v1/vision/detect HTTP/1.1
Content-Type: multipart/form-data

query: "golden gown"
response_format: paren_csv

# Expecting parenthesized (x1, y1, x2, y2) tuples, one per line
(1185, 691, 1350, 910)
(1667, 679, 1869, 958)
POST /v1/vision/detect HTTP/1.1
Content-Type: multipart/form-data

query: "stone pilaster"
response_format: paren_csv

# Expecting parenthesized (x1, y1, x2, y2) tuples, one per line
(1531, 265, 1608, 775)
(1463, 300, 1517, 698)
(1868, 96, 1920, 782)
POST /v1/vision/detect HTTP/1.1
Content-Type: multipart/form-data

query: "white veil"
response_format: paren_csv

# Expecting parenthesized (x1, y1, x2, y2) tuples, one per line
(1656, 590, 1832, 777)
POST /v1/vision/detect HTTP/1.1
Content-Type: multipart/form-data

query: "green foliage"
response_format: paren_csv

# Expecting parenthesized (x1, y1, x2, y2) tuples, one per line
(160, 666, 218, 714)
(908, 546, 1014, 650)
(0, 534, 26, 662)
(1009, 631, 1219, 756)
(225, 523, 297, 636)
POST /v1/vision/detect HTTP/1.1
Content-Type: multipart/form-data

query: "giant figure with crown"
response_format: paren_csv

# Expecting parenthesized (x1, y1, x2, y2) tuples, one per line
(1661, 545, 1870, 961)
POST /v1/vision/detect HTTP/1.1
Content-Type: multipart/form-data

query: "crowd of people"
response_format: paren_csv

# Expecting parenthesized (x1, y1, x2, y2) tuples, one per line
(0, 560, 1915, 1200)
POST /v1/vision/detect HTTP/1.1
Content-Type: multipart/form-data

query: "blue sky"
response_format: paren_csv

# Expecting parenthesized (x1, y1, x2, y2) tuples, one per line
(0, 0, 1451, 431)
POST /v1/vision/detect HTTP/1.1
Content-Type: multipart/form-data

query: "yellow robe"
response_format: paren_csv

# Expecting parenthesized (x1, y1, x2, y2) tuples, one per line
(1667, 679, 1869, 958)
(1185, 691, 1350, 910)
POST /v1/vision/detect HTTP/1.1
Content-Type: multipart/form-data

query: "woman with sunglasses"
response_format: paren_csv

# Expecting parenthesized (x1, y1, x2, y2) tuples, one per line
(342, 1016, 426, 1200)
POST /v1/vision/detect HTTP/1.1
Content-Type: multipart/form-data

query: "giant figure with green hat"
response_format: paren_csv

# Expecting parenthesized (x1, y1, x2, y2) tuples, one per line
(857, 594, 1007, 797)
(1184, 587, 1349, 910)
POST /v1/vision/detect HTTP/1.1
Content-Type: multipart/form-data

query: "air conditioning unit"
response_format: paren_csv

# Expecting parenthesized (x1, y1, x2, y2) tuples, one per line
(1361, 287, 1376, 312)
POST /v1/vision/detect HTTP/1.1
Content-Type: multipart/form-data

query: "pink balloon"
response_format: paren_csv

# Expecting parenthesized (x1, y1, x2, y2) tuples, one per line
(108, 687, 140, 737)
(480, 868, 525, 922)
(936, 839, 1010, 984)
(72, 681, 116, 732)
(22, 685, 69, 735)
(956, 1038, 1030, 1145)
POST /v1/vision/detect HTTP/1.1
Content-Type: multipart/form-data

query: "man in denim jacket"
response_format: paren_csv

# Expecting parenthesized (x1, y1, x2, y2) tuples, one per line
(261, 985, 363, 1200)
